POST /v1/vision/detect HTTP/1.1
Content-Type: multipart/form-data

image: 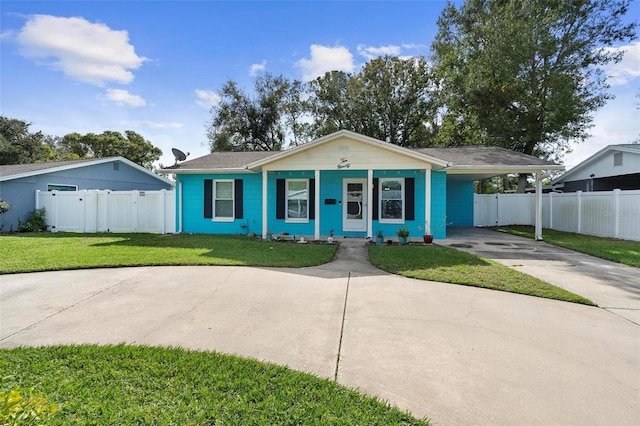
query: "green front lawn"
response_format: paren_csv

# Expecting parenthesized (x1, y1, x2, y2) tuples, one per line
(1, 345, 428, 425)
(0, 233, 337, 274)
(495, 226, 640, 268)
(369, 245, 594, 305)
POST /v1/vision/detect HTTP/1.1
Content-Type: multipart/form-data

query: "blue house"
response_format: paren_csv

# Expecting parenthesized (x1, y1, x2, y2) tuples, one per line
(162, 131, 562, 240)
(0, 157, 174, 231)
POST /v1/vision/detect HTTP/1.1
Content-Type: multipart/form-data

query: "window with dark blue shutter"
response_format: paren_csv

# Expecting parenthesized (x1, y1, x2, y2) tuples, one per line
(234, 179, 243, 219)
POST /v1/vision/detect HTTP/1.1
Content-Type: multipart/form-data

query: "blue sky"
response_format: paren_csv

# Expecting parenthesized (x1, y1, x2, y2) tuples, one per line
(1, 1, 638, 170)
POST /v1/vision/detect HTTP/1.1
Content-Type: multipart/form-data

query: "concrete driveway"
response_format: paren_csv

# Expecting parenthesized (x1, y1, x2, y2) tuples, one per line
(439, 227, 640, 324)
(1, 239, 639, 425)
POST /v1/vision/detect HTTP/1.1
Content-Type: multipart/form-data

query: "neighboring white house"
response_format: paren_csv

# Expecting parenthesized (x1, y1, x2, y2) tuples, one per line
(552, 144, 640, 192)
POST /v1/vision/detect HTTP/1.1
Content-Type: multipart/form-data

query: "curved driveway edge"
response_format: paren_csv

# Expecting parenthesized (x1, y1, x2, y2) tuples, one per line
(1, 240, 639, 425)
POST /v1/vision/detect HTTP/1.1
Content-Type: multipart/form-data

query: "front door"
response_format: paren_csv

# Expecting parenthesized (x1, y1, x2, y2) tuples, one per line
(343, 179, 367, 232)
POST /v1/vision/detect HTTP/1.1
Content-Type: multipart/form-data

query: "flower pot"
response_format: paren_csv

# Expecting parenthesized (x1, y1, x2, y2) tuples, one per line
(376, 236, 384, 245)
(423, 234, 434, 244)
(399, 236, 408, 245)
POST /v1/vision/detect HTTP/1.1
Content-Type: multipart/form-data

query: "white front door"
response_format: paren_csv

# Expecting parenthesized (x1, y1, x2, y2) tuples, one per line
(343, 179, 367, 232)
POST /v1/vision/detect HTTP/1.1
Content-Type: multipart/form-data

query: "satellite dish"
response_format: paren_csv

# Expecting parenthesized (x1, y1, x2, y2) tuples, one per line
(171, 148, 189, 165)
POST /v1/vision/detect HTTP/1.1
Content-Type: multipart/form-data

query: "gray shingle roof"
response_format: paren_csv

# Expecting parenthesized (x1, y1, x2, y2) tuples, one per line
(163, 145, 559, 172)
(164, 151, 277, 170)
(0, 158, 102, 177)
(413, 146, 559, 167)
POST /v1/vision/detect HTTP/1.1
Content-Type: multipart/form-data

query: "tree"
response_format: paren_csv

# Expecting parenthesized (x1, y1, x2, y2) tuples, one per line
(59, 130, 162, 169)
(432, 0, 636, 191)
(307, 56, 436, 147)
(206, 74, 304, 151)
(0, 116, 48, 165)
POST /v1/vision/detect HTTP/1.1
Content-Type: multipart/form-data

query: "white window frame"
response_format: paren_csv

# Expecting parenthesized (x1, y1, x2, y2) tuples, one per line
(47, 183, 78, 191)
(213, 179, 234, 222)
(379, 177, 405, 224)
(286, 179, 309, 223)
(613, 152, 623, 167)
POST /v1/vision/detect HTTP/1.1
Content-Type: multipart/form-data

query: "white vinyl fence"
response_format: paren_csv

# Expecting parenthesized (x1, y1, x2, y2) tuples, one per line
(474, 189, 640, 241)
(37, 189, 175, 234)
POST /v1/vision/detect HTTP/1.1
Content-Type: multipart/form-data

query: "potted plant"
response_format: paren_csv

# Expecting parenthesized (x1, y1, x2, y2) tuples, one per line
(419, 215, 447, 244)
(327, 229, 334, 244)
(396, 227, 409, 245)
(376, 230, 384, 245)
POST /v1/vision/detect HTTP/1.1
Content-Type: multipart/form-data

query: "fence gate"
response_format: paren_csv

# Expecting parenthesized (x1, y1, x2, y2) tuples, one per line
(37, 189, 175, 234)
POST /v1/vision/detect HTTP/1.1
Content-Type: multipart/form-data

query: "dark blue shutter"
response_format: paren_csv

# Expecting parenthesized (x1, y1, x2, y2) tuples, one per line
(204, 179, 213, 218)
(372, 178, 379, 220)
(405, 178, 415, 221)
(309, 179, 315, 220)
(276, 179, 285, 219)
(234, 179, 243, 219)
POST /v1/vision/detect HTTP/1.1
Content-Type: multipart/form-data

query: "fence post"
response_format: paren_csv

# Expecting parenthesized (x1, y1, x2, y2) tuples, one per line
(549, 192, 554, 230)
(613, 188, 621, 239)
(576, 191, 582, 233)
(161, 189, 166, 234)
(133, 190, 138, 232)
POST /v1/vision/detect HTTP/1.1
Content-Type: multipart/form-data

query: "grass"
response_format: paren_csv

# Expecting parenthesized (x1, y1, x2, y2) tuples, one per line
(0, 345, 428, 425)
(495, 226, 640, 268)
(368, 244, 594, 305)
(0, 233, 337, 274)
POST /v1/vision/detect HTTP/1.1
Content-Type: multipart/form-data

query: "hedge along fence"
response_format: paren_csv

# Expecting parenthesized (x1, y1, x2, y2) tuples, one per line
(36, 189, 175, 234)
(474, 189, 640, 241)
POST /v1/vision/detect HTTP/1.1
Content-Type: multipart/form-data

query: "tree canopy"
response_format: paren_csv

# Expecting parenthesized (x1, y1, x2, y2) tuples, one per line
(431, 0, 636, 183)
(0, 116, 162, 170)
(307, 56, 436, 147)
(59, 131, 162, 169)
(206, 74, 304, 151)
(0, 116, 50, 165)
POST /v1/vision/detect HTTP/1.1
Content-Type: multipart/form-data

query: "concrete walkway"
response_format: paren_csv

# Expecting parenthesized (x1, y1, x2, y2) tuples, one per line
(1, 238, 639, 425)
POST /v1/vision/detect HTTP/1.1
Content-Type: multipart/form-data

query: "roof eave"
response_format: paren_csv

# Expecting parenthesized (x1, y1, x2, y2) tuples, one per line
(446, 164, 565, 174)
(159, 167, 257, 175)
(1, 157, 174, 186)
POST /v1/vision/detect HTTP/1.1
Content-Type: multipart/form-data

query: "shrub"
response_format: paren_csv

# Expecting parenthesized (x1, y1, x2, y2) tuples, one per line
(0, 388, 58, 425)
(0, 199, 11, 215)
(17, 208, 48, 232)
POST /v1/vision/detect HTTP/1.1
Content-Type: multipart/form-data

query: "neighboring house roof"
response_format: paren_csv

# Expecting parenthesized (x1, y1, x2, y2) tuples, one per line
(160, 130, 563, 179)
(552, 144, 640, 185)
(0, 156, 174, 186)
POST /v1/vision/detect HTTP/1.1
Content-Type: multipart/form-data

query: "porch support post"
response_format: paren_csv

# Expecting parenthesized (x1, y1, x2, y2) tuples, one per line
(262, 169, 268, 239)
(425, 169, 432, 233)
(367, 168, 373, 239)
(535, 170, 543, 241)
(314, 169, 320, 240)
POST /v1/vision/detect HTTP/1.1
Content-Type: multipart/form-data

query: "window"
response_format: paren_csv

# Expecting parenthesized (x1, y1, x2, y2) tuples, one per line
(47, 184, 77, 191)
(213, 180, 234, 221)
(613, 152, 623, 167)
(379, 178, 404, 223)
(286, 179, 308, 222)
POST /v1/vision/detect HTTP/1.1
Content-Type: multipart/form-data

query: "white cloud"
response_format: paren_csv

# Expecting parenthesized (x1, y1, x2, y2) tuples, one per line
(357, 44, 402, 60)
(13, 14, 147, 86)
(103, 88, 146, 107)
(602, 41, 640, 86)
(296, 44, 355, 81)
(249, 60, 267, 76)
(195, 89, 222, 109)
